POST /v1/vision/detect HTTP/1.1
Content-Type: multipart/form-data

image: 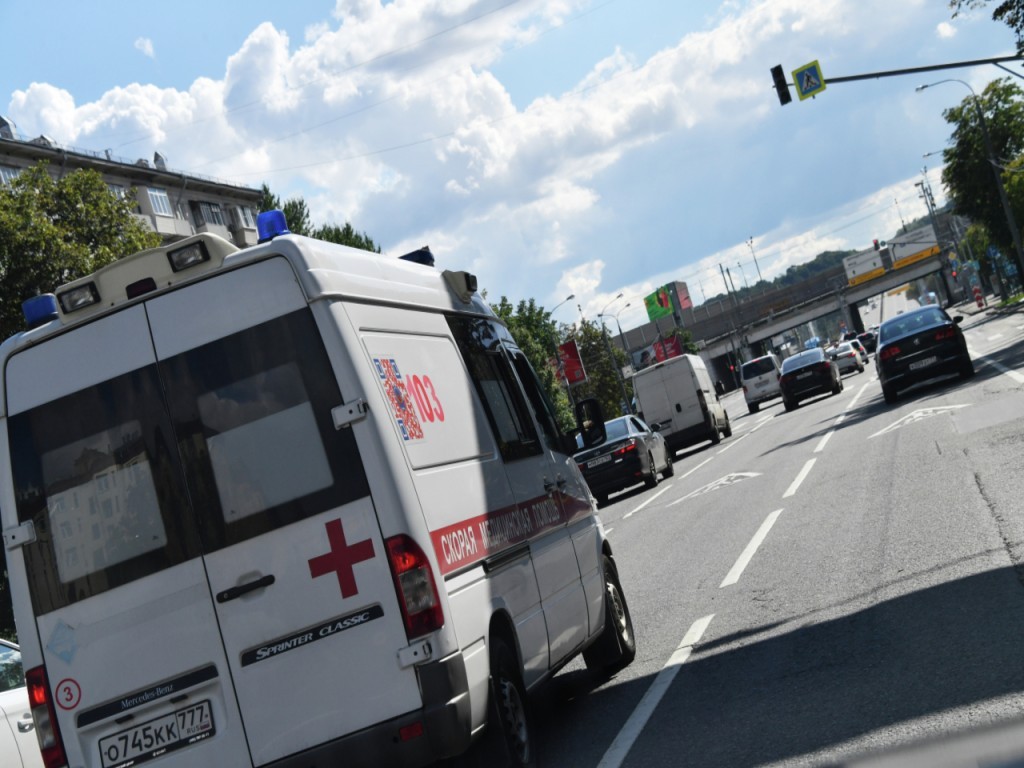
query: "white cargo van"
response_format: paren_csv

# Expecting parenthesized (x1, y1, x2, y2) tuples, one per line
(0, 214, 635, 768)
(631, 354, 731, 453)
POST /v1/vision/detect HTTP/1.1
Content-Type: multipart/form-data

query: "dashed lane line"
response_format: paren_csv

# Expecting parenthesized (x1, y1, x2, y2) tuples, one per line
(783, 458, 817, 498)
(968, 346, 1024, 384)
(720, 509, 783, 587)
(596, 614, 715, 768)
(623, 484, 674, 519)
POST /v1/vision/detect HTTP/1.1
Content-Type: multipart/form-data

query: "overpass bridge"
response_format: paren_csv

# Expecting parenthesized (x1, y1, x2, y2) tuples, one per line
(616, 249, 951, 388)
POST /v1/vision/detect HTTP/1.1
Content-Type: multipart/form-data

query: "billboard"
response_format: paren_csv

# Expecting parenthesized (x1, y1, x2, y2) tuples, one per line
(644, 286, 673, 320)
(644, 282, 692, 321)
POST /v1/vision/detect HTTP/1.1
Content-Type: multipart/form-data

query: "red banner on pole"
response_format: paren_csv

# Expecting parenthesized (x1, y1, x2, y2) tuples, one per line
(558, 339, 587, 385)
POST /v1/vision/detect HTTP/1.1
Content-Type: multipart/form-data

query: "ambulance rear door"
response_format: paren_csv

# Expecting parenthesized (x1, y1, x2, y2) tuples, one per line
(4, 305, 248, 768)
(146, 257, 420, 766)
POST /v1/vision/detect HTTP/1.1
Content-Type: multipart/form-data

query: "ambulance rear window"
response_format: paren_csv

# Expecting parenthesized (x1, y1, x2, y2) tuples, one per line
(9, 366, 201, 613)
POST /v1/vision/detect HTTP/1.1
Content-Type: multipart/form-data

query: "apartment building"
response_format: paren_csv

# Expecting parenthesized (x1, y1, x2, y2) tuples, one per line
(0, 115, 262, 248)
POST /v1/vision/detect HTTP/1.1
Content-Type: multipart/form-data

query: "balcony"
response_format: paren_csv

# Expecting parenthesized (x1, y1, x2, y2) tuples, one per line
(134, 213, 194, 240)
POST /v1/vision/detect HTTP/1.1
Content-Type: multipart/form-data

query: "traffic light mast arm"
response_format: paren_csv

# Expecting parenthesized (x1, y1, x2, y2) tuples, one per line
(772, 54, 1023, 103)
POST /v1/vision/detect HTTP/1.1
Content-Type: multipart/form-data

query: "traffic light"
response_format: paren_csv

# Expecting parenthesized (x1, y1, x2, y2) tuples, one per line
(952, 269, 958, 279)
(771, 65, 792, 106)
(873, 239, 879, 251)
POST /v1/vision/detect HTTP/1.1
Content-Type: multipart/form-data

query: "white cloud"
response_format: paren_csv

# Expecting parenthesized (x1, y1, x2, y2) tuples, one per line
(134, 37, 155, 59)
(936, 21, 957, 38)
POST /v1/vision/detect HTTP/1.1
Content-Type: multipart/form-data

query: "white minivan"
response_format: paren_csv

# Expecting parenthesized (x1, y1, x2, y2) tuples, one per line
(631, 353, 731, 453)
(0, 214, 635, 768)
(740, 354, 782, 414)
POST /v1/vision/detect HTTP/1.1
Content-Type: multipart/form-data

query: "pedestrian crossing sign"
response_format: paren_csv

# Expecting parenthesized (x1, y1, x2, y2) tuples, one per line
(792, 60, 826, 101)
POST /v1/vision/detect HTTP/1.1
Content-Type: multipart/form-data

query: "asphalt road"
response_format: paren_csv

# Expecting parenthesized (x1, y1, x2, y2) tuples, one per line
(531, 304, 1024, 768)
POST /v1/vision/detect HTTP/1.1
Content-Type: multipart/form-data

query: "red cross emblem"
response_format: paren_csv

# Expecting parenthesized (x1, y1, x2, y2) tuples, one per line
(308, 518, 375, 598)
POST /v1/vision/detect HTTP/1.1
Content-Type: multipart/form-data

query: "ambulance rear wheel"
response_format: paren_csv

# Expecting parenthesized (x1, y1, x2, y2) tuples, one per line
(583, 556, 636, 676)
(486, 636, 536, 767)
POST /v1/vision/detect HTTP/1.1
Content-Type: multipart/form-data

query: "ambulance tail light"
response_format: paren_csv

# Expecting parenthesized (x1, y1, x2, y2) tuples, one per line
(25, 665, 66, 768)
(386, 534, 443, 639)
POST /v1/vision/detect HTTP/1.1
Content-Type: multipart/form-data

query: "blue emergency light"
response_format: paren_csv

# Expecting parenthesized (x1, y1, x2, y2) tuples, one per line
(257, 210, 290, 243)
(23, 294, 59, 329)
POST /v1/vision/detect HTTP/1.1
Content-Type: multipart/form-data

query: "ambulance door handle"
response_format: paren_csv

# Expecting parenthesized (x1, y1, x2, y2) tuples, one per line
(543, 478, 556, 492)
(217, 574, 275, 603)
(18, 719, 33, 733)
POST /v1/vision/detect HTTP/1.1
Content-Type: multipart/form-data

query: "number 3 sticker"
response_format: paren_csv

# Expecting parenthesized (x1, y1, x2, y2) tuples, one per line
(410, 374, 445, 423)
(56, 678, 81, 710)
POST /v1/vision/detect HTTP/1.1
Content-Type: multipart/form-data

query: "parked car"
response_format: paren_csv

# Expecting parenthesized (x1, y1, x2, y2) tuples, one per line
(574, 415, 673, 504)
(779, 348, 843, 411)
(829, 341, 865, 375)
(876, 304, 974, 404)
(0, 640, 43, 768)
(740, 353, 783, 414)
(857, 331, 877, 354)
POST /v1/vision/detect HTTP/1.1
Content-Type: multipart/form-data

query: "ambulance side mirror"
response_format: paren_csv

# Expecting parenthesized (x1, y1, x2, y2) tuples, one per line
(575, 398, 606, 449)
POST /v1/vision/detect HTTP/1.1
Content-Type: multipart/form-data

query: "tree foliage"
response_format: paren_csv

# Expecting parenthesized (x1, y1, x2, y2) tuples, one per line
(491, 297, 575, 430)
(940, 78, 1024, 265)
(259, 183, 380, 252)
(950, 0, 1024, 51)
(0, 163, 161, 341)
(564, 319, 632, 421)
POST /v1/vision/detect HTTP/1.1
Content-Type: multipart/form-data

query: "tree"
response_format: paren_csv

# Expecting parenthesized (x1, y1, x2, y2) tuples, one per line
(491, 297, 575, 430)
(940, 78, 1024, 269)
(950, 0, 1024, 51)
(0, 163, 161, 341)
(564, 319, 631, 420)
(314, 222, 381, 253)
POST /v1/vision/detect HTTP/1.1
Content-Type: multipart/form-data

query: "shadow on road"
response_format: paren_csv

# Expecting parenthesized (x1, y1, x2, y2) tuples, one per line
(535, 563, 1024, 767)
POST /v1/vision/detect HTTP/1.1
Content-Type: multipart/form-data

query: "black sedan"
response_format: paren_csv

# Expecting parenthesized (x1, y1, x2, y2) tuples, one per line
(875, 305, 974, 404)
(574, 416, 673, 505)
(779, 348, 842, 411)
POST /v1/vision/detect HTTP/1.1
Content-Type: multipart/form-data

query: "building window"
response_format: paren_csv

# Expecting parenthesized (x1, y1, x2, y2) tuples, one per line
(0, 165, 21, 186)
(191, 201, 225, 227)
(148, 188, 173, 217)
(107, 183, 128, 200)
(239, 206, 256, 229)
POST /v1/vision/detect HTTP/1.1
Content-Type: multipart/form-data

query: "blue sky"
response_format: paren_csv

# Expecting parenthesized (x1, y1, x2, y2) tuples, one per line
(2, 0, 1014, 332)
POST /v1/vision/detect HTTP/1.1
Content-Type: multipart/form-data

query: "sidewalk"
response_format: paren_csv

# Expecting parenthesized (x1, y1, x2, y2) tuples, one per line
(953, 292, 1024, 318)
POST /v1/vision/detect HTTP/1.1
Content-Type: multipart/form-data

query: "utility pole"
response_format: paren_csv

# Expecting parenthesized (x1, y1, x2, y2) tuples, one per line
(747, 237, 765, 286)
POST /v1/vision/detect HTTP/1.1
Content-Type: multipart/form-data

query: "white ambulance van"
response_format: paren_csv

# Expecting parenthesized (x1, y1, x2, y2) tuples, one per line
(0, 212, 635, 768)
(632, 353, 731, 453)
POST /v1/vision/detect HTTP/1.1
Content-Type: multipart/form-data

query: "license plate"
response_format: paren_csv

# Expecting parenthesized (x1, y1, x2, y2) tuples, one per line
(796, 371, 812, 379)
(909, 356, 938, 371)
(100, 700, 214, 768)
(755, 381, 768, 388)
(587, 455, 612, 469)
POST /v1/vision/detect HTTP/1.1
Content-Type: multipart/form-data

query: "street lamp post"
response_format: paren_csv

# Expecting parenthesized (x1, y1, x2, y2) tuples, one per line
(597, 293, 631, 415)
(917, 79, 1024, 290)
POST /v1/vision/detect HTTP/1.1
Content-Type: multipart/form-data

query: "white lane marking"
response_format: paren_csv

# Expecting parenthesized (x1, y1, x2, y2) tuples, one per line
(716, 413, 771, 453)
(813, 430, 834, 453)
(623, 484, 674, 519)
(720, 509, 783, 587)
(978, 355, 1024, 384)
(783, 458, 816, 498)
(670, 473, 761, 506)
(988, 333, 1004, 341)
(597, 614, 715, 768)
(869, 405, 970, 438)
(846, 381, 872, 410)
(604, 527, 614, 536)
(678, 455, 714, 480)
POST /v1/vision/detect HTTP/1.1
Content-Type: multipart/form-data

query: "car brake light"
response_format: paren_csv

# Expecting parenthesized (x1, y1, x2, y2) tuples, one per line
(385, 534, 443, 640)
(879, 346, 901, 361)
(819, 362, 832, 373)
(25, 666, 66, 768)
(613, 439, 638, 456)
(935, 326, 955, 341)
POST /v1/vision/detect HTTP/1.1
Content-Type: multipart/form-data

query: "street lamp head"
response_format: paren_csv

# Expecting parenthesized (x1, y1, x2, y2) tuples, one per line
(915, 84, 929, 92)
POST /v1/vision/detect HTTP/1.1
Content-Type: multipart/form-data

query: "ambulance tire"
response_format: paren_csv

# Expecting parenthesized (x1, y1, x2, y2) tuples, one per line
(583, 556, 636, 676)
(485, 636, 537, 768)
